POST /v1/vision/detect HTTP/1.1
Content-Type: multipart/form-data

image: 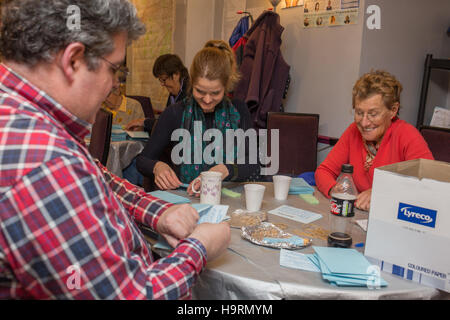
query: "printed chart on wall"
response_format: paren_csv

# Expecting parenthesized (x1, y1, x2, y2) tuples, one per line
(303, 0, 359, 29)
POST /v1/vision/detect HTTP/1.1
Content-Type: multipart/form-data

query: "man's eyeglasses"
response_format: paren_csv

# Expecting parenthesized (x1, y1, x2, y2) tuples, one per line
(100, 56, 130, 84)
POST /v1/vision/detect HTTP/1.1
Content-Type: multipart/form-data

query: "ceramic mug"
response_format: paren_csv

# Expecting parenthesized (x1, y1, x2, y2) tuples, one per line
(191, 171, 222, 205)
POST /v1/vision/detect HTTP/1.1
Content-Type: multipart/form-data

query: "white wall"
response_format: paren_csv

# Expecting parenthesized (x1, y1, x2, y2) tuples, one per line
(173, 0, 187, 62)
(241, 0, 365, 165)
(359, 0, 450, 127)
(176, 0, 449, 163)
(277, 4, 364, 139)
(184, 0, 215, 68)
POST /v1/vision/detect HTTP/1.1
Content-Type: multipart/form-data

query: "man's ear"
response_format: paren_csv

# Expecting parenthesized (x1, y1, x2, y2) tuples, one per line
(58, 42, 87, 83)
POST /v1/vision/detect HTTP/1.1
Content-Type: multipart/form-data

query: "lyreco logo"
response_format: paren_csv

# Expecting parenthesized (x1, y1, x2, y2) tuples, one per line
(397, 202, 437, 228)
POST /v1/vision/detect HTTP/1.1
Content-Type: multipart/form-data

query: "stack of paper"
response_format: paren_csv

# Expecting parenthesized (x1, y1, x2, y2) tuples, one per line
(126, 130, 149, 140)
(268, 205, 322, 224)
(192, 204, 229, 224)
(148, 190, 191, 204)
(111, 125, 127, 142)
(312, 246, 388, 287)
(279, 249, 321, 273)
(153, 204, 229, 250)
(280, 246, 388, 288)
(289, 178, 314, 194)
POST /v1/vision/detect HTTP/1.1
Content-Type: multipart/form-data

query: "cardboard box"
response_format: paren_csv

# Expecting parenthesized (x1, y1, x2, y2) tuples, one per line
(365, 159, 450, 292)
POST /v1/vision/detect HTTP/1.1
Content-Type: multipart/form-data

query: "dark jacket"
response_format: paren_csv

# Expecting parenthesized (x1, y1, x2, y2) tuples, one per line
(234, 11, 290, 129)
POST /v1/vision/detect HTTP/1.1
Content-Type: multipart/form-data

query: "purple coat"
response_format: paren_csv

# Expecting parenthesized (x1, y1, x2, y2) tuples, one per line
(234, 11, 290, 129)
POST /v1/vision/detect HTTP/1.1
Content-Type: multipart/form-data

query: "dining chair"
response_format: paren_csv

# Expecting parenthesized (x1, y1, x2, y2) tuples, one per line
(126, 95, 155, 120)
(88, 108, 113, 166)
(267, 112, 320, 175)
(419, 125, 450, 163)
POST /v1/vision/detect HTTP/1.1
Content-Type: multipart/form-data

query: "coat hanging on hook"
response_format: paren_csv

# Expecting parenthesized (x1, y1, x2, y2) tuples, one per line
(234, 10, 291, 129)
(229, 13, 251, 48)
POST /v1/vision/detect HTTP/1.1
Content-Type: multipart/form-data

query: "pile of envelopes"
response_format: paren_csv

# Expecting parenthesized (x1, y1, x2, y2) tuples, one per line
(289, 178, 315, 194)
(148, 190, 191, 204)
(111, 125, 128, 142)
(311, 246, 388, 287)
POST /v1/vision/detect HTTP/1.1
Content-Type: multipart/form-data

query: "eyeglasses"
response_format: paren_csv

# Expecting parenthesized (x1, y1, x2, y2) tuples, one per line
(99, 56, 130, 84)
(158, 75, 170, 84)
(353, 109, 386, 122)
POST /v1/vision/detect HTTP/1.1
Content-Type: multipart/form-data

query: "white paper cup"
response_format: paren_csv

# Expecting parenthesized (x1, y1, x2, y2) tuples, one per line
(273, 175, 292, 200)
(244, 184, 266, 212)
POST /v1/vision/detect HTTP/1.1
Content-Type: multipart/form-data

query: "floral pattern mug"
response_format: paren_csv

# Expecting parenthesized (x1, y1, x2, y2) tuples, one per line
(191, 171, 222, 205)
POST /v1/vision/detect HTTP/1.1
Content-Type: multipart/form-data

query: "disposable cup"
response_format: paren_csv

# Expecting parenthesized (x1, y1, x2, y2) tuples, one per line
(273, 175, 292, 200)
(244, 184, 266, 212)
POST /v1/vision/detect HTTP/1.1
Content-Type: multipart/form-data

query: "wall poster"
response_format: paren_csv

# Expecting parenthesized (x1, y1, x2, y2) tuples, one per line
(303, 0, 359, 29)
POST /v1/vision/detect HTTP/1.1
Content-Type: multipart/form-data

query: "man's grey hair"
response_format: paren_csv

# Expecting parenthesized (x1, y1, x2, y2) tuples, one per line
(0, 0, 146, 69)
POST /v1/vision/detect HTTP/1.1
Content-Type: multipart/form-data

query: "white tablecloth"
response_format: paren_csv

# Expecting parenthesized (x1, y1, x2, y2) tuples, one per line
(106, 140, 145, 177)
(164, 182, 449, 300)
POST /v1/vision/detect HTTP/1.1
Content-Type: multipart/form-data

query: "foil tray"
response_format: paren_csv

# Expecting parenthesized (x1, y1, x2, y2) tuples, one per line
(241, 222, 312, 250)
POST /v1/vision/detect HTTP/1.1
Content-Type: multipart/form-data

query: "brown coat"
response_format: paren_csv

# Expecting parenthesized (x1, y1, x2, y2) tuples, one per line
(234, 11, 290, 129)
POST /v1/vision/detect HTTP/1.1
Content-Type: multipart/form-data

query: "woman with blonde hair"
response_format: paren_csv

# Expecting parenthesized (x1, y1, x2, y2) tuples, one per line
(137, 40, 260, 191)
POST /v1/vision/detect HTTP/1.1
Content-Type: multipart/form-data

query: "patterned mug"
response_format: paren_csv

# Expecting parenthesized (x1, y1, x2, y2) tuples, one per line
(191, 171, 222, 205)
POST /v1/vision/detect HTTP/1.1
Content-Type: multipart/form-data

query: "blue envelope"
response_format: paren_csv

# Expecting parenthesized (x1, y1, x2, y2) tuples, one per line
(196, 205, 229, 224)
(111, 125, 128, 142)
(312, 246, 388, 287)
(289, 178, 315, 194)
(148, 190, 191, 204)
(313, 246, 372, 275)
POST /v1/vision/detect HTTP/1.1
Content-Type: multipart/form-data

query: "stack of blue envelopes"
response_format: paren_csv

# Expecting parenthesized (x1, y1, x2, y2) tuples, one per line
(310, 246, 388, 287)
(148, 190, 191, 204)
(153, 203, 229, 250)
(111, 125, 128, 142)
(288, 178, 315, 195)
(192, 204, 229, 224)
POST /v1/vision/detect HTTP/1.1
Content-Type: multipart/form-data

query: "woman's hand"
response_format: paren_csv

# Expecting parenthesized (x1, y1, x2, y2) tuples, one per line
(125, 118, 145, 131)
(355, 188, 372, 211)
(186, 164, 229, 197)
(153, 161, 182, 190)
(187, 177, 201, 197)
(209, 164, 229, 180)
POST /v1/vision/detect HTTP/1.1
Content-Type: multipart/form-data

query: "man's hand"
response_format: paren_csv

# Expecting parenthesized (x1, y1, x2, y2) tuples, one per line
(189, 222, 230, 261)
(156, 204, 199, 247)
(355, 188, 371, 211)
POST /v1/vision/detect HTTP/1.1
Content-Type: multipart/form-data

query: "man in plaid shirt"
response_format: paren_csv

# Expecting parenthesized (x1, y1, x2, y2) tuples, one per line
(0, 0, 230, 299)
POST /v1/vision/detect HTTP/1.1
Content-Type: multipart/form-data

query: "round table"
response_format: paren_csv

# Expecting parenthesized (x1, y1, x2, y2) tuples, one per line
(166, 182, 450, 300)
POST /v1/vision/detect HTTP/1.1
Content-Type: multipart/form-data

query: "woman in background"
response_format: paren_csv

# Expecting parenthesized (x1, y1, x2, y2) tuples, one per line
(125, 54, 189, 132)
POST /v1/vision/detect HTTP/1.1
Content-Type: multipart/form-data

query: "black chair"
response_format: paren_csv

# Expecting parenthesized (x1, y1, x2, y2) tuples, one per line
(267, 112, 320, 176)
(419, 125, 450, 163)
(88, 108, 113, 166)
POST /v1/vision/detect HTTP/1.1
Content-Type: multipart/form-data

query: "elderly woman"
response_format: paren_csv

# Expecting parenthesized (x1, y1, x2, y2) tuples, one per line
(315, 70, 433, 211)
(125, 54, 189, 132)
(136, 40, 260, 191)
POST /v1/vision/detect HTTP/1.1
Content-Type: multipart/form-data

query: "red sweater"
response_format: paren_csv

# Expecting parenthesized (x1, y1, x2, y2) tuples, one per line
(315, 118, 434, 197)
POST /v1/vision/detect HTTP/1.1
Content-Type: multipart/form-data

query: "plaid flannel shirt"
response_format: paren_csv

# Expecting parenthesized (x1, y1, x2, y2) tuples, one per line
(0, 64, 206, 299)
